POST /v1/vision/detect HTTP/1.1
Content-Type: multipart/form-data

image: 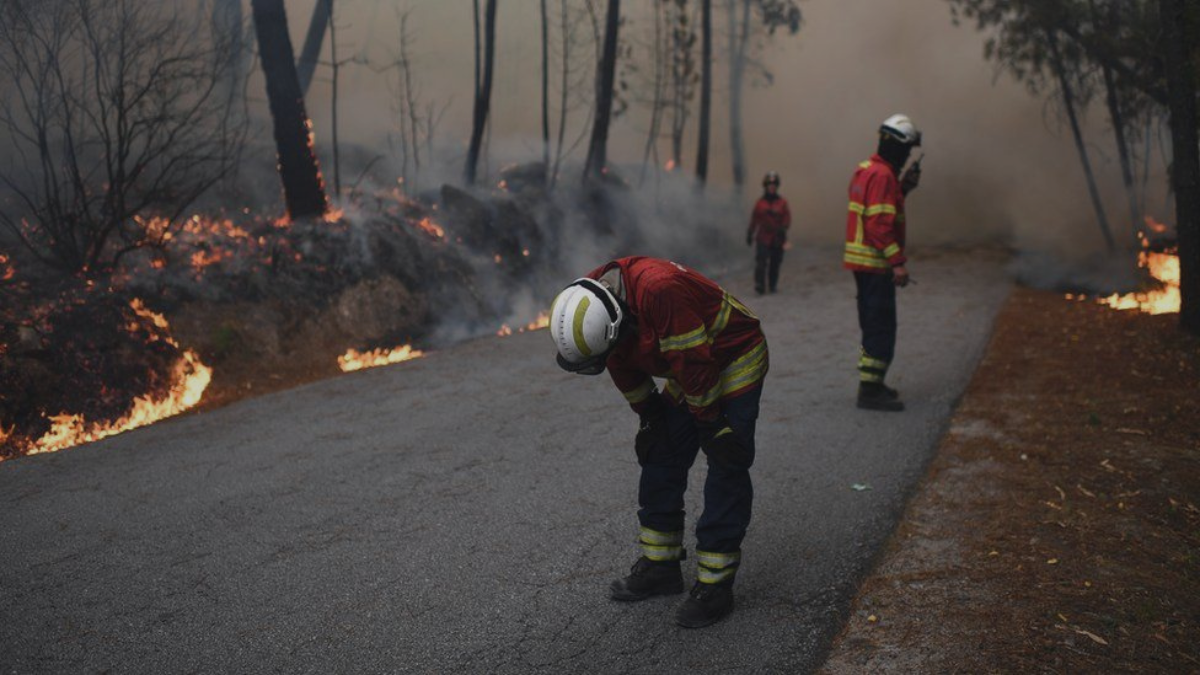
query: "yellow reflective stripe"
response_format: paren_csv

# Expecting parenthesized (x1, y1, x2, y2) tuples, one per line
(696, 550, 741, 567)
(725, 292, 758, 320)
(720, 341, 768, 393)
(864, 203, 897, 216)
(622, 379, 656, 405)
(859, 352, 889, 371)
(663, 380, 682, 400)
(639, 527, 684, 546)
(572, 296, 593, 357)
(659, 325, 707, 352)
(858, 160, 873, 169)
(883, 243, 902, 259)
(848, 201, 865, 214)
(698, 567, 737, 584)
(709, 296, 733, 337)
(685, 384, 722, 409)
(640, 543, 684, 561)
(860, 371, 885, 383)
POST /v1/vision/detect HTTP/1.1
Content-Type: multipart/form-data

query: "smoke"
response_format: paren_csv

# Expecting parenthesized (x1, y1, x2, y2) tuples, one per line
(276, 0, 1172, 265)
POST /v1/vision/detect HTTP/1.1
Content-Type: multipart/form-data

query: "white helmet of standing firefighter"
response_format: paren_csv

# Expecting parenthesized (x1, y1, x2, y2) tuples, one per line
(762, 171, 781, 187)
(879, 114, 922, 147)
(550, 277, 625, 375)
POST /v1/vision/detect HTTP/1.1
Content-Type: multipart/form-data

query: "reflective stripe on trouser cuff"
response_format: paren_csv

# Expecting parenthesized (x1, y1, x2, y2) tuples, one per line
(696, 550, 740, 584)
(859, 348, 889, 383)
(640, 527, 684, 561)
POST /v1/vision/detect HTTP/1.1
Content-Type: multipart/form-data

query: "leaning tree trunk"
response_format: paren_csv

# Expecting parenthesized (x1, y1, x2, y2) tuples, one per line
(295, 0, 332, 97)
(1047, 28, 1115, 253)
(465, 0, 496, 186)
(1090, 0, 1140, 244)
(584, 0, 621, 181)
(251, 0, 327, 220)
(541, 0, 551, 177)
(1159, 0, 1200, 334)
(728, 0, 752, 192)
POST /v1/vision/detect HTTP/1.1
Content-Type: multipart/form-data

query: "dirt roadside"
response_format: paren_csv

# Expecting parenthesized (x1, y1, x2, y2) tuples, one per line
(821, 287, 1200, 673)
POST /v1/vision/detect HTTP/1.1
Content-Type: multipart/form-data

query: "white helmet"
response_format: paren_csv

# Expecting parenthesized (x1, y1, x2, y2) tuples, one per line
(880, 114, 922, 146)
(549, 277, 625, 375)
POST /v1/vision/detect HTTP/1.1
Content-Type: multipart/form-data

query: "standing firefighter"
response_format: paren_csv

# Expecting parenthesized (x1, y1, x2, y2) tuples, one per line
(746, 171, 792, 295)
(844, 114, 922, 411)
(549, 257, 768, 628)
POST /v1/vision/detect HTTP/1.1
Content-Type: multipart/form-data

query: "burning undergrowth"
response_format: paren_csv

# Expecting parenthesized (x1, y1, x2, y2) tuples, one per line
(0, 167, 736, 459)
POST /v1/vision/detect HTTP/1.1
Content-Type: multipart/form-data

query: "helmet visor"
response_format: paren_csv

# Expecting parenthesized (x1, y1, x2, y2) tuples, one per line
(557, 352, 608, 376)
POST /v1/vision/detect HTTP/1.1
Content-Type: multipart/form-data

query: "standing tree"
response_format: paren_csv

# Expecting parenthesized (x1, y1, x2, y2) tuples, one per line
(251, 0, 328, 220)
(465, 0, 497, 186)
(295, 0, 333, 97)
(584, 0, 622, 181)
(728, 0, 802, 191)
(695, 0, 713, 186)
(1159, 0, 1199, 333)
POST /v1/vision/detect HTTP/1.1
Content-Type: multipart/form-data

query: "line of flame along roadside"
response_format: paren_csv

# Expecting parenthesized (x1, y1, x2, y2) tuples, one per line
(1065, 231, 1181, 316)
(338, 345, 426, 372)
(497, 311, 551, 337)
(7, 300, 213, 459)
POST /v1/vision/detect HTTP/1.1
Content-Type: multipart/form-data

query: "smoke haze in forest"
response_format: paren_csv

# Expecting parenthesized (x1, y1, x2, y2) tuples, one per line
(262, 0, 1171, 258)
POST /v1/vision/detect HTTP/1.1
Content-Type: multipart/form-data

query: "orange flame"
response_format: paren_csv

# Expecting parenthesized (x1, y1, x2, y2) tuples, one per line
(496, 311, 550, 337)
(13, 300, 212, 458)
(664, 159, 677, 172)
(1095, 233, 1180, 315)
(338, 344, 425, 372)
(0, 253, 13, 281)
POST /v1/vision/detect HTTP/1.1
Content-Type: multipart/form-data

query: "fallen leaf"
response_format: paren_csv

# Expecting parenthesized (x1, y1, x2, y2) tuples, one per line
(1076, 629, 1108, 646)
(1055, 485, 1067, 502)
(1078, 485, 1096, 498)
(867, 614, 878, 623)
(1043, 501, 1063, 511)
(1047, 558, 1059, 564)
(988, 550, 999, 557)
(1057, 613, 1069, 622)
(1115, 427, 1148, 435)
(851, 483, 872, 492)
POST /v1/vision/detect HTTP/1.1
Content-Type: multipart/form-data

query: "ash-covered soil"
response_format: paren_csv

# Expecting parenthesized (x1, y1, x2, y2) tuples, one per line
(822, 287, 1200, 673)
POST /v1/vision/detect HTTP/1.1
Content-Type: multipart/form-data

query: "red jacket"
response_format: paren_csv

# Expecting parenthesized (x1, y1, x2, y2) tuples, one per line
(844, 154, 907, 272)
(747, 195, 791, 247)
(586, 257, 767, 422)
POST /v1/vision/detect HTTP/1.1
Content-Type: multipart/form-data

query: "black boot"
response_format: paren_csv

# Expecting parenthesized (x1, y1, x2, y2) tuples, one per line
(675, 581, 735, 628)
(610, 557, 684, 601)
(857, 382, 905, 411)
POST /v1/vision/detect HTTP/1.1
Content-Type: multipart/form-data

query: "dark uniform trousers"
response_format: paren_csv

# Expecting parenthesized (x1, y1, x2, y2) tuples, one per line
(854, 271, 897, 379)
(637, 384, 761, 558)
(754, 243, 785, 293)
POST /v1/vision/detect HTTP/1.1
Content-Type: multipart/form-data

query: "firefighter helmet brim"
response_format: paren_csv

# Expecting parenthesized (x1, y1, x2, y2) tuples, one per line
(549, 277, 624, 375)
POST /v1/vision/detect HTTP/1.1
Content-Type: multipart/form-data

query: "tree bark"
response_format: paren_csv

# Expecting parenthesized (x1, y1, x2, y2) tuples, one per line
(694, 0, 712, 187)
(295, 0, 332, 97)
(1159, 0, 1200, 333)
(1090, 0, 1140, 244)
(584, 0, 621, 181)
(1047, 28, 1115, 252)
(728, 0, 751, 192)
(541, 0, 551, 177)
(251, 0, 327, 220)
(465, 0, 496, 186)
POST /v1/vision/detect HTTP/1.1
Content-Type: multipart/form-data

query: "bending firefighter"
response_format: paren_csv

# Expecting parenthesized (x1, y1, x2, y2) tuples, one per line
(549, 257, 768, 628)
(844, 114, 923, 412)
(745, 171, 792, 295)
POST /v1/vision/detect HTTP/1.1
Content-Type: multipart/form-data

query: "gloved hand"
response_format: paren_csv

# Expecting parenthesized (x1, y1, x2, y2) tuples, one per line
(900, 164, 921, 195)
(745, 232, 753, 247)
(635, 393, 670, 466)
(697, 415, 747, 467)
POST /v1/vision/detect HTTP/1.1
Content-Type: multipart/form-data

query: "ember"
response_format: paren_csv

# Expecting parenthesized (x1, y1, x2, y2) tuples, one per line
(497, 311, 550, 337)
(414, 217, 445, 239)
(338, 344, 426, 372)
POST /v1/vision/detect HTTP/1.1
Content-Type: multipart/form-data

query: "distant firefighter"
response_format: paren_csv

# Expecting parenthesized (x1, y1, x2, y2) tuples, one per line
(745, 171, 792, 295)
(844, 114, 923, 412)
(549, 257, 768, 628)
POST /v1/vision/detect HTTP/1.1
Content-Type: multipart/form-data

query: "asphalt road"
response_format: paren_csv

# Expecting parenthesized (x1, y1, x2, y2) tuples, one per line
(0, 246, 1009, 674)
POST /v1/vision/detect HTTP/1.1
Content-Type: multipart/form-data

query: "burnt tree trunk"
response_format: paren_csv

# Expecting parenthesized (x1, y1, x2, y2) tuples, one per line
(541, 0, 551, 177)
(584, 0, 621, 181)
(1047, 28, 1115, 253)
(728, 0, 751, 192)
(1091, 0, 1140, 244)
(251, 0, 327, 220)
(295, 0, 332, 97)
(465, 0, 496, 186)
(694, 0, 712, 187)
(1160, 0, 1200, 333)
